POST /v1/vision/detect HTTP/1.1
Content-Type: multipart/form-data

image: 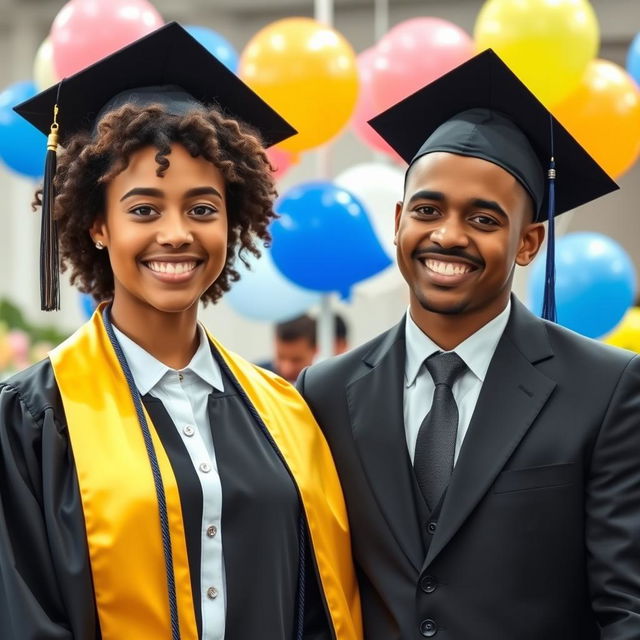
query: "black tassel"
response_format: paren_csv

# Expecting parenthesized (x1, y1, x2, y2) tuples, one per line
(40, 104, 60, 311)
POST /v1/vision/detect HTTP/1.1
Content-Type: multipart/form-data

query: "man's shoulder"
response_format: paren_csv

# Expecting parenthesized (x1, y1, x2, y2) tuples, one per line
(543, 317, 637, 373)
(303, 324, 400, 390)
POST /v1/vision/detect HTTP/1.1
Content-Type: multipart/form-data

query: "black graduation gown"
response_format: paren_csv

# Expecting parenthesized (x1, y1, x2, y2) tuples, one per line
(0, 358, 331, 640)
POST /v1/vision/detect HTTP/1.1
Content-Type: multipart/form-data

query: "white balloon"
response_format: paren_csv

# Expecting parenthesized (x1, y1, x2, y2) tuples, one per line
(225, 248, 321, 323)
(33, 37, 60, 91)
(335, 162, 405, 259)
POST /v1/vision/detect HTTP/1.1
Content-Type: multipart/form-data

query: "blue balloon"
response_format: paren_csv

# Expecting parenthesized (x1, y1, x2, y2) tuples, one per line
(185, 25, 239, 73)
(79, 293, 98, 319)
(626, 32, 640, 86)
(270, 181, 392, 299)
(0, 81, 46, 178)
(528, 232, 637, 339)
(225, 248, 321, 322)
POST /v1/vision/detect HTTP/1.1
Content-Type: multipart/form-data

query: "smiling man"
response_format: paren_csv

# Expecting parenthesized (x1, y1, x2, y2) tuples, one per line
(297, 50, 640, 640)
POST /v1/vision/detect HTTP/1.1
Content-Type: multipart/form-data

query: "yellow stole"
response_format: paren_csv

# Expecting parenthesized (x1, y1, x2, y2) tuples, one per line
(49, 308, 362, 640)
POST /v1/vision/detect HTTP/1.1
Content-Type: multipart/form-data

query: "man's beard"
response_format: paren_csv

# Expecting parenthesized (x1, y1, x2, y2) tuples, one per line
(413, 287, 471, 315)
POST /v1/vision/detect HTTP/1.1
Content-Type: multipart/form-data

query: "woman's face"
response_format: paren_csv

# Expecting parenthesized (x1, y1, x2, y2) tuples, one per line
(92, 143, 228, 316)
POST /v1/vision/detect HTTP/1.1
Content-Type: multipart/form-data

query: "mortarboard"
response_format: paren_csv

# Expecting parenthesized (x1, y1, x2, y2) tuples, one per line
(368, 49, 618, 322)
(13, 21, 297, 311)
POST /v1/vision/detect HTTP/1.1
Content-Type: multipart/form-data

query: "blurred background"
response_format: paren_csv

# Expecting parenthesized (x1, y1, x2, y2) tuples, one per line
(1, 0, 639, 378)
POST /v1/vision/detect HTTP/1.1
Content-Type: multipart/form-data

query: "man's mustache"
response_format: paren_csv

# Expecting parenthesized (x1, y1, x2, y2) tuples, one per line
(411, 247, 485, 269)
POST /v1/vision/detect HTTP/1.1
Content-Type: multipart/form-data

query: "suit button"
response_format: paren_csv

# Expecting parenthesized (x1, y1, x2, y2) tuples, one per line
(420, 575, 438, 593)
(420, 618, 438, 636)
(427, 521, 437, 535)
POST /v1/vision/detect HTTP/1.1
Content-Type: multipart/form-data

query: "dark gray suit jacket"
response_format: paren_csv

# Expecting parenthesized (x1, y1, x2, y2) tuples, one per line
(298, 298, 640, 639)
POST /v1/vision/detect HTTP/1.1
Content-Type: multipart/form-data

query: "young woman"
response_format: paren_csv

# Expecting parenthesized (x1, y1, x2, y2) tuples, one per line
(0, 24, 361, 640)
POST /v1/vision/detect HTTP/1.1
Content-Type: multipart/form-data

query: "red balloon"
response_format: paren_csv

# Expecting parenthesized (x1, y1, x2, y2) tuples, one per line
(372, 17, 474, 112)
(350, 48, 405, 162)
(266, 146, 298, 181)
(51, 0, 164, 77)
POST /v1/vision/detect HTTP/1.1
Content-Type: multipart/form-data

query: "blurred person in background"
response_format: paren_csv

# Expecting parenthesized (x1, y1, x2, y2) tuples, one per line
(259, 313, 350, 382)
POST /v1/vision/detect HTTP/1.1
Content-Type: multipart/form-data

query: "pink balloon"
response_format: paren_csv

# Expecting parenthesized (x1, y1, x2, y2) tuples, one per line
(7, 330, 29, 361)
(350, 48, 405, 162)
(51, 0, 164, 78)
(266, 146, 298, 181)
(372, 17, 474, 112)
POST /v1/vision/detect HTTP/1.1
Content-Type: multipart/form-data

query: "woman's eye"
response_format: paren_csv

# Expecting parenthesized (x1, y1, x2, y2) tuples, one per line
(130, 205, 156, 217)
(191, 204, 216, 217)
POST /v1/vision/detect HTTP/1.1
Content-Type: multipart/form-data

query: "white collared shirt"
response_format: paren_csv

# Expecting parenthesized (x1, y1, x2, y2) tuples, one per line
(403, 302, 511, 465)
(112, 323, 226, 640)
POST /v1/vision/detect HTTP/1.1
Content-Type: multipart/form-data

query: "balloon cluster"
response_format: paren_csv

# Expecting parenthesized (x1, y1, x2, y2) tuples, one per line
(225, 163, 402, 321)
(474, 0, 640, 181)
(2, 0, 639, 333)
(473, 0, 639, 338)
(0, 0, 243, 181)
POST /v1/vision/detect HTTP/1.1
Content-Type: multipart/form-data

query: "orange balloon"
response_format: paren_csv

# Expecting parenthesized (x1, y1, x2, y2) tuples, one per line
(552, 59, 640, 179)
(239, 18, 358, 153)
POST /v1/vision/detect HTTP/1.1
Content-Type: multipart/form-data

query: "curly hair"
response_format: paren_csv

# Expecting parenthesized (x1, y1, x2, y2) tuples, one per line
(34, 103, 278, 304)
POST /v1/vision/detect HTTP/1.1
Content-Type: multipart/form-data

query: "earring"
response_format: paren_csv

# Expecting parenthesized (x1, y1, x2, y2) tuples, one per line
(95, 241, 105, 250)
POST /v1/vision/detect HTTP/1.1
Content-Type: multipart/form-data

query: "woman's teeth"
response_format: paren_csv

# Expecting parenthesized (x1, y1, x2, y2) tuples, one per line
(147, 261, 197, 274)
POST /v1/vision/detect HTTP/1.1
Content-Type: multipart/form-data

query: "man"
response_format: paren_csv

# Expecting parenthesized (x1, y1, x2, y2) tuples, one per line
(272, 314, 318, 382)
(261, 313, 349, 381)
(298, 50, 640, 639)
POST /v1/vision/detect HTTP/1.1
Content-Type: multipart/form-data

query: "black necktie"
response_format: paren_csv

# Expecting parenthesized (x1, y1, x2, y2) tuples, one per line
(414, 351, 467, 510)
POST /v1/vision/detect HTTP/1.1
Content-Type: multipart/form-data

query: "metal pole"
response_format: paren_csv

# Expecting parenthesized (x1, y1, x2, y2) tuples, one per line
(314, 0, 335, 361)
(373, 0, 390, 41)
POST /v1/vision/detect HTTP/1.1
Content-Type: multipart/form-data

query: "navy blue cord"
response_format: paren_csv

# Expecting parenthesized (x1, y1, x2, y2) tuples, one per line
(213, 351, 307, 640)
(542, 113, 557, 323)
(294, 514, 307, 640)
(102, 306, 181, 640)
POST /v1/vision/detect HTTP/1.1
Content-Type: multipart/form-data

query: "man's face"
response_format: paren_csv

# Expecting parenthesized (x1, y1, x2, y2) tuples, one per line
(395, 152, 544, 321)
(274, 338, 317, 382)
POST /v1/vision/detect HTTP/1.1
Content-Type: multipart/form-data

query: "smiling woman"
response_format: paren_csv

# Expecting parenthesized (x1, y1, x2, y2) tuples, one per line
(0, 23, 362, 640)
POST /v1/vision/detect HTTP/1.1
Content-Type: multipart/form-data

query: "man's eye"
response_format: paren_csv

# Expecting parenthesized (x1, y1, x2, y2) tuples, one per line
(415, 206, 437, 216)
(191, 205, 216, 217)
(472, 215, 498, 226)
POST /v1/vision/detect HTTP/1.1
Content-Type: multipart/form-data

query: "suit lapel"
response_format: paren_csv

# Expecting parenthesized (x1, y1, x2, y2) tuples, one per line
(425, 299, 557, 568)
(346, 319, 425, 572)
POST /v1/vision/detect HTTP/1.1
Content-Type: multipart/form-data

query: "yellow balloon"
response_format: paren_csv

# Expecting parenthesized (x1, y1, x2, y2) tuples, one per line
(604, 307, 640, 352)
(239, 18, 358, 153)
(33, 37, 61, 91)
(552, 59, 640, 179)
(474, 0, 599, 106)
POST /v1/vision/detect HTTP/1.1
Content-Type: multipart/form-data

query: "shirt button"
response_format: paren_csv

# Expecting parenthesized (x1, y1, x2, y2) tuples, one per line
(199, 462, 211, 473)
(178, 373, 184, 382)
(207, 587, 218, 599)
(427, 521, 437, 535)
(420, 618, 438, 637)
(206, 525, 217, 538)
(183, 425, 195, 437)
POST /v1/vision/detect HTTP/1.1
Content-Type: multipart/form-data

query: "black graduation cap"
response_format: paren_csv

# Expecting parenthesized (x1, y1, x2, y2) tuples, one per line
(13, 21, 297, 311)
(368, 48, 618, 322)
(14, 21, 296, 148)
(369, 48, 617, 219)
